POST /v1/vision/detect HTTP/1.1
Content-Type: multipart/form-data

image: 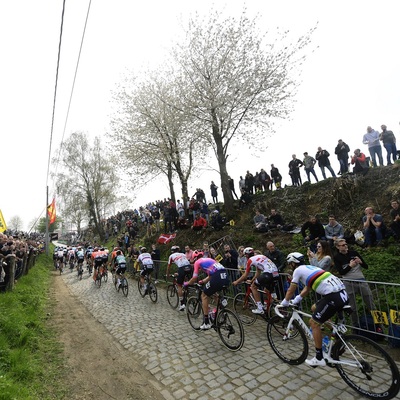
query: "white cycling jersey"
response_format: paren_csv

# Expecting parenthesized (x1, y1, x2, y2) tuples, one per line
(168, 253, 190, 268)
(138, 253, 153, 266)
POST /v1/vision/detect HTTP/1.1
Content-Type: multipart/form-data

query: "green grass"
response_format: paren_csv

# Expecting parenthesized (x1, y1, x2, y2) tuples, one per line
(0, 252, 66, 400)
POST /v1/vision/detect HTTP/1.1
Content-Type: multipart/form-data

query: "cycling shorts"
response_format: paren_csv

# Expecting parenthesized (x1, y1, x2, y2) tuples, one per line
(116, 266, 126, 275)
(254, 272, 279, 294)
(177, 264, 193, 285)
(58, 256, 64, 261)
(203, 270, 230, 296)
(140, 265, 154, 277)
(94, 258, 103, 267)
(77, 258, 84, 264)
(312, 289, 349, 324)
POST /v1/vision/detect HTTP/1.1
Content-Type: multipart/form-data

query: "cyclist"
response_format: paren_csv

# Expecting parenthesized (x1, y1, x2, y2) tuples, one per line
(67, 247, 76, 268)
(76, 247, 85, 274)
(281, 252, 349, 367)
(234, 247, 279, 315)
(137, 247, 154, 292)
(184, 250, 230, 330)
(56, 247, 65, 270)
(91, 247, 106, 281)
(166, 245, 193, 311)
(114, 250, 127, 288)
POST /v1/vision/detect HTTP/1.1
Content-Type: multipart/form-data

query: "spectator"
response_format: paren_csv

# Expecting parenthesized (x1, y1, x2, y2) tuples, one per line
(259, 169, 271, 191)
(151, 244, 161, 283)
(380, 124, 397, 165)
(303, 152, 319, 183)
(301, 215, 326, 251)
(264, 241, 286, 299)
(184, 245, 194, 262)
(389, 200, 400, 240)
(315, 147, 336, 179)
(324, 215, 344, 247)
(270, 164, 282, 190)
(238, 176, 246, 192)
(191, 214, 207, 232)
(221, 244, 239, 294)
(210, 181, 218, 204)
(307, 240, 334, 272)
(123, 232, 130, 253)
(151, 207, 161, 233)
(351, 148, 369, 175)
(333, 238, 377, 328)
(253, 210, 267, 231)
(239, 189, 252, 210)
(200, 201, 209, 223)
(335, 139, 350, 175)
(237, 246, 247, 273)
(362, 206, 385, 247)
(176, 200, 185, 219)
(254, 172, 262, 193)
(288, 154, 303, 186)
(228, 176, 239, 199)
(176, 217, 189, 230)
(268, 209, 284, 230)
(210, 210, 225, 231)
(245, 171, 254, 194)
(362, 126, 383, 167)
(202, 242, 210, 258)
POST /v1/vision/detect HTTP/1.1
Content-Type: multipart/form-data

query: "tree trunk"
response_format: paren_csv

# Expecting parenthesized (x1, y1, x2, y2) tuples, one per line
(167, 163, 176, 202)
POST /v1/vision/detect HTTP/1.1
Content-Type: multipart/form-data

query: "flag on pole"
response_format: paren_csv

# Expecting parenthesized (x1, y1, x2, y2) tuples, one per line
(0, 209, 7, 232)
(47, 198, 56, 225)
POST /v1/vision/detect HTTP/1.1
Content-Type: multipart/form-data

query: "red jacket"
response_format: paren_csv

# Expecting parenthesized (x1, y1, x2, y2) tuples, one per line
(192, 216, 207, 228)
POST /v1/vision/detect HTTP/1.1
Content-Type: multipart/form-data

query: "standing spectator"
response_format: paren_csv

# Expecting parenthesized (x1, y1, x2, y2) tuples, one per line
(151, 244, 161, 283)
(221, 244, 239, 295)
(315, 147, 336, 179)
(333, 239, 377, 328)
(151, 207, 161, 234)
(239, 189, 252, 210)
(362, 206, 385, 247)
(259, 168, 271, 191)
(176, 200, 185, 219)
(335, 139, 350, 175)
(303, 152, 319, 183)
(245, 171, 254, 195)
(363, 126, 383, 167)
(124, 232, 130, 253)
(200, 201, 209, 223)
(380, 124, 397, 165)
(324, 215, 344, 247)
(288, 155, 303, 186)
(228, 176, 239, 199)
(264, 241, 286, 299)
(254, 172, 262, 193)
(270, 164, 282, 189)
(389, 200, 400, 240)
(184, 245, 194, 262)
(301, 215, 326, 251)
(238, 176, 246, 192)
(210, 181, 218, 203)
(351, 148, 369, 175)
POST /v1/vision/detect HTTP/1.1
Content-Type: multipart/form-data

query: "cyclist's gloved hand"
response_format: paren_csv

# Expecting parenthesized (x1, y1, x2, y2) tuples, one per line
(183, 282, 189, 287)
(281, 299, 290, 307)
(290, 295, 303, 305)
(198, 280, 204, 285)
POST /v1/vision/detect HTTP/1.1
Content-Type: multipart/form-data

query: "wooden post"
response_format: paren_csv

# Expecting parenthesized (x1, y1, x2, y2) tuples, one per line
(5, 255, 16, 291)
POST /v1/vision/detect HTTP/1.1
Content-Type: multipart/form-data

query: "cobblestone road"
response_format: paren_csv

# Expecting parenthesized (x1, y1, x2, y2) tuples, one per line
(61, 270, 372, 400)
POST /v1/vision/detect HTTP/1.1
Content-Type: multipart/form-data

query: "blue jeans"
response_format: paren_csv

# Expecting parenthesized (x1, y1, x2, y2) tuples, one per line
(339, 158, 348, 173)
(305, 168, 318, 182)
(384, 142, 397, 164)
(320, 165, 336, 179)
(364, 226, 383, 245)
(368, 145, 383, 167)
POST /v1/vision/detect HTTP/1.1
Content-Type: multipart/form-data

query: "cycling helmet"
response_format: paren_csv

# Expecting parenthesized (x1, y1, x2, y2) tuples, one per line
(171, 245, 180, 253)
(192, 250, 204, 260)
(286, 252, 305, 264)
(140, 247, 147, 252)
(243, 247, 254, 257)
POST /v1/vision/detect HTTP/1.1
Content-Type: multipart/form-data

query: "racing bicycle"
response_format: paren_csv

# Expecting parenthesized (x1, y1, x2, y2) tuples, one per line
(138, 273, 157, 303)
(267, 304, 400, 399)
(113, 269, 128, 297)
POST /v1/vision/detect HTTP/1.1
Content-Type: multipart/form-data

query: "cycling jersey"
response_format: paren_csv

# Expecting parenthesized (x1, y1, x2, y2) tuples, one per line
(193, 258, 226, 278)
(138, 253, 153, 267)
(291, 264, 345, 295)
(168, 253, 191, 268)
(245, 255, 278, 277)
(115, 254, 126, 267)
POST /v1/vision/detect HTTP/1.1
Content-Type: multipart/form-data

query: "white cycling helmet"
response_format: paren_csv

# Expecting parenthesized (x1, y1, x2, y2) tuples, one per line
(243, 247, 254, 257)
(286, 252, 305, 264)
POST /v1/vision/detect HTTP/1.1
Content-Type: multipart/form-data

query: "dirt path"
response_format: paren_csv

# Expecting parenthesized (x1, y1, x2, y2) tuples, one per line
(48, 271, 166, 400)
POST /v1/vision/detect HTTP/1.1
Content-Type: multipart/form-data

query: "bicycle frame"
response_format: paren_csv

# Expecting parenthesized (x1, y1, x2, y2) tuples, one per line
(275, 305, 363, 369)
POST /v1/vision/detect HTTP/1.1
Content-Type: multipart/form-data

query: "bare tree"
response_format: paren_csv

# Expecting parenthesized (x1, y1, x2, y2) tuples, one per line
(9, 215, 23, 231)
(53, 132, 118, 241)
(171, 10, 315, 210)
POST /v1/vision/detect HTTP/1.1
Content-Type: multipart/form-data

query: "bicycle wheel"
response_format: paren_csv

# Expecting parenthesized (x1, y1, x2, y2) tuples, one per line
(103, 270, 108, 283)
(216, 309, 245, 351)
(138, 279, 146, 297)
(148, 283, 158, 303)
(166, 285, 179, 309)
(332, 334, 400, 400)
(266, 300, 279, 320)
(233, 292, 257, 325)
(266, 315, 308, 365)
(121, 278, 129, 297)
(95, 273, 101, 288)
(187, 297, 203, 330)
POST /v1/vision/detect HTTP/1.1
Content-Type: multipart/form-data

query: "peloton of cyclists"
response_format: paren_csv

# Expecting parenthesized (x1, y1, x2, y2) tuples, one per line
(281, 252, 349, 367)
(184, 250, 230, 330)
(166, 245, 193, 311)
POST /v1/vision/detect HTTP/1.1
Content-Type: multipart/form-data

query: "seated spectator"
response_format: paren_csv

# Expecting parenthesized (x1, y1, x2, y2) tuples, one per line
(301, 215, 326, 251)
(351, 149, 369, 175)
(324, 215, 344, 247)
(210, 210, 225, 231)
(362, 206, 386, 247)
(307, 240, 334, 272)
(389, 200, 400, 240)
(176, 217, 189, 230)
(239, 189, 252, 210)
(253, 210, 268, 232)
(191, 214, 207, 232)
(268, 209, 284, 230)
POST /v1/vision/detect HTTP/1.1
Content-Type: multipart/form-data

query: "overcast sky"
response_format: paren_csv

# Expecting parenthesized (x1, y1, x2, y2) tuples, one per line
(1, 0, 399, 230)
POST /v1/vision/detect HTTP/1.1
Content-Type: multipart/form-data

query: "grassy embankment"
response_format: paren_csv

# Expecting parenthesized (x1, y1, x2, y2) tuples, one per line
(0, 252, 66, 400)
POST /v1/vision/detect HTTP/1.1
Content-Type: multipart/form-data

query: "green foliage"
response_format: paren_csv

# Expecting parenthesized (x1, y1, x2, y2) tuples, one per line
(362, 247, 400, 284)
(0, 253, 65, 399)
